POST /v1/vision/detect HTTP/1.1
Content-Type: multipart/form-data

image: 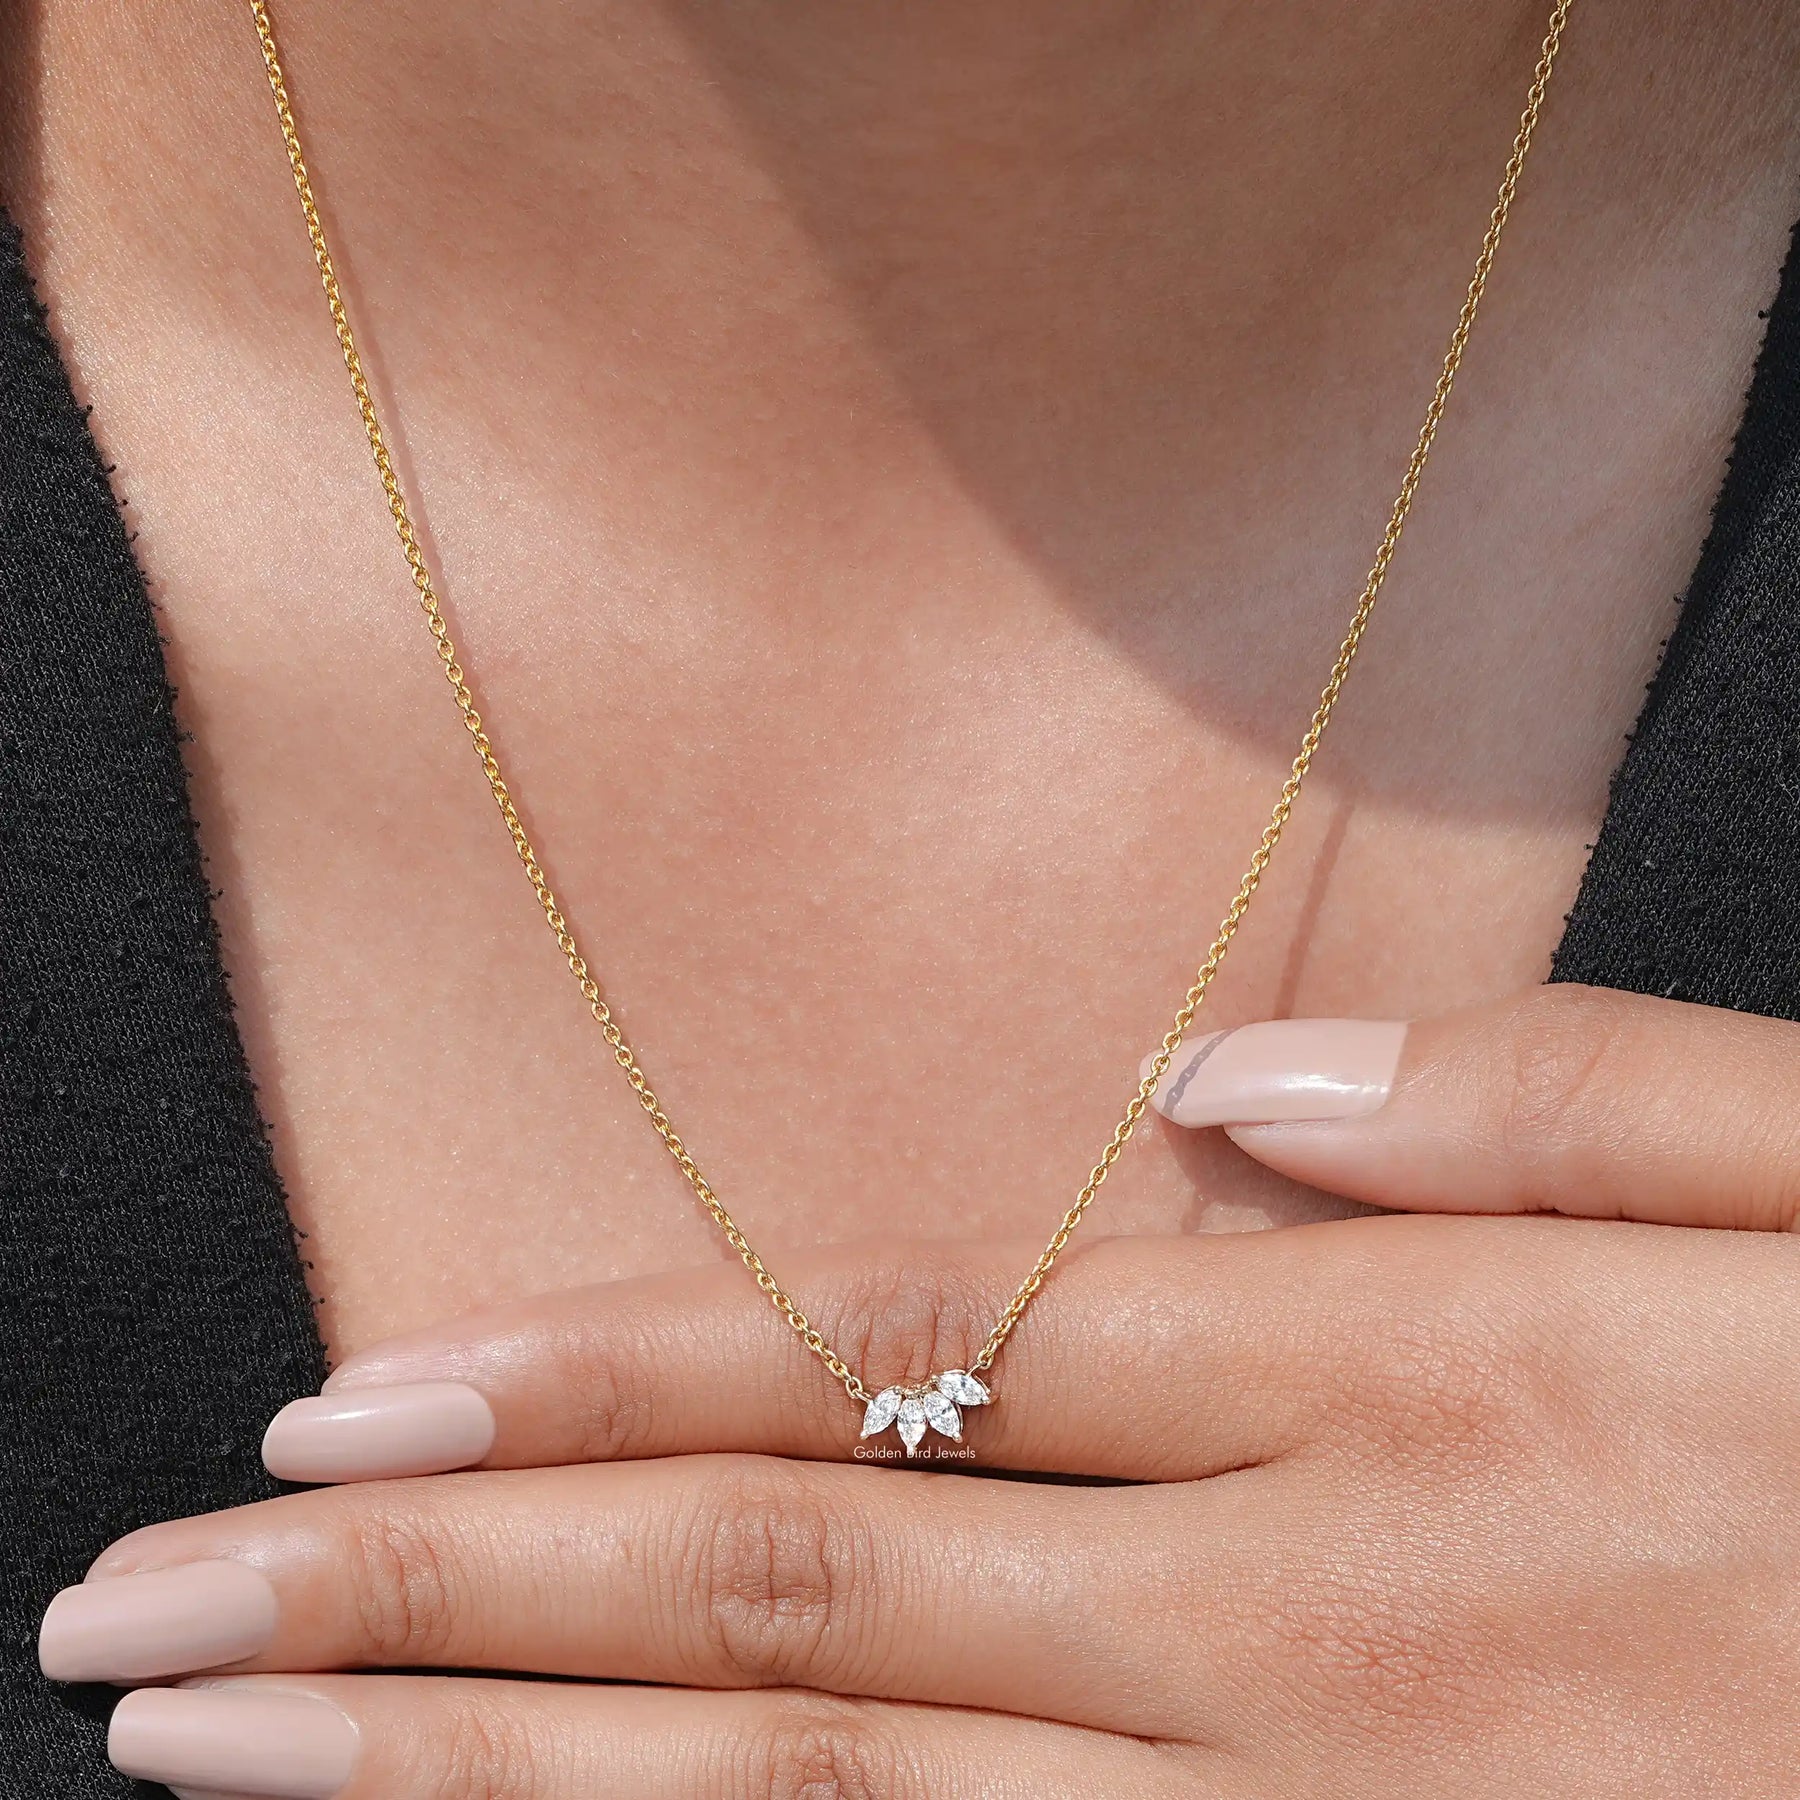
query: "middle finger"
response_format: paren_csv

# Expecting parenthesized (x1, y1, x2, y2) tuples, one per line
(44, 1455, 1236, 1738)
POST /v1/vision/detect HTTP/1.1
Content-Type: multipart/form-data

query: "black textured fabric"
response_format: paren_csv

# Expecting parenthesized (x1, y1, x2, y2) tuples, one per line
(1552, 220, 1800, 1009)
(0, 190, 1797, 1796)
(0, 211, 327, 1794)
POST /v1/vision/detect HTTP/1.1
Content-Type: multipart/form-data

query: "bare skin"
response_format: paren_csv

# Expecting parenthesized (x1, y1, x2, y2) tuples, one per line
(3, 0, 1797, 1358)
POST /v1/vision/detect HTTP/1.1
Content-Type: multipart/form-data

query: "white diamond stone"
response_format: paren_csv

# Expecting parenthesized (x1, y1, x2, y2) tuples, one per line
(861, 1386, 906, 1438)
(897, 1395, 929, 1452)
(936, 1369, 991, 1407)
(919, 1388, 961, 1440)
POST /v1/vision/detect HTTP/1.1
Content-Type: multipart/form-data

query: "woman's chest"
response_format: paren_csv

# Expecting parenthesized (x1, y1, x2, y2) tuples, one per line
(141, 467, 1675, 1358)
(23, 12, 1793, 1355)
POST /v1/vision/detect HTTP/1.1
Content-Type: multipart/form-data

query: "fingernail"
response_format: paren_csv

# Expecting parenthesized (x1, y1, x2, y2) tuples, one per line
(39, 1561, 278, 1683)
(1144, 1019, 1407, 1128)
(110, 1688, 359, 1799)
(262, 1380, 495, 1483)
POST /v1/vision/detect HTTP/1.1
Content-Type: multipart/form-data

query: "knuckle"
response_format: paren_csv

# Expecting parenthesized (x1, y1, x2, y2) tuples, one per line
(827, 1248, 995, 1393)
(1329, 1288, 1566, 1475)
(564, 1332, 658, 1463)
(339, 1500, 469, 1666)
(1249, 1561, 1515, 1746)
(435, 1691, 543, 1799)
(739, 1694, 901, 1800)
(1490, 984, 1633, 1166)
(682, 1460, 865, 1687)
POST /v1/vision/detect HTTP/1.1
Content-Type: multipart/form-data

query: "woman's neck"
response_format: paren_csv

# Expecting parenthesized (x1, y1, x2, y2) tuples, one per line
(5, 2, 1579, 351)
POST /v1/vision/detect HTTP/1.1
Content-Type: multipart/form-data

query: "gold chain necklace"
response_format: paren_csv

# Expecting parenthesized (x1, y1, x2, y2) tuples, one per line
(248, 0, 1574, 1453)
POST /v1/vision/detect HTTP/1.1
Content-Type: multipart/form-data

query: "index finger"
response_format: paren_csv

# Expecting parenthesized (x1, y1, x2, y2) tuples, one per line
(1158, 986, 1800, 1231)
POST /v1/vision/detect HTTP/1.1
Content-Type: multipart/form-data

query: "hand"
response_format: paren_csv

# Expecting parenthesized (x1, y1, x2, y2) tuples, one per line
(40, 985, 1800, 1798)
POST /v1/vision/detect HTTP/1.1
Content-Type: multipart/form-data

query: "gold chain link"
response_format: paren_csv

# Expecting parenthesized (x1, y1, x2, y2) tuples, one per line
(247, 0, 1574, 1406)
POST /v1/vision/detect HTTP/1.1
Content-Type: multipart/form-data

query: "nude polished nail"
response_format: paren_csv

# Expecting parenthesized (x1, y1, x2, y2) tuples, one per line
(262, 1380, 496, 1483)
(1145, 1019, 1407, 1129)
(38, 1561, 278, 1683)
(110, 1688, 359, 1799)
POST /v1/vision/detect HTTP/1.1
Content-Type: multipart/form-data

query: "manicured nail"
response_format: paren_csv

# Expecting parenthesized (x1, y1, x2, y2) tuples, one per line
(39, 1561, 278, 1683)
(262, 1380, 495, 1483)
(110, 1687, 358, 1799)
(1145, 1019, 1407, 1128)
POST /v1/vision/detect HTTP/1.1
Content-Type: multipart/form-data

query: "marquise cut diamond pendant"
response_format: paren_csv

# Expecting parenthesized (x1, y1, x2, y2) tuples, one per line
(860, 1368, 993, 1453)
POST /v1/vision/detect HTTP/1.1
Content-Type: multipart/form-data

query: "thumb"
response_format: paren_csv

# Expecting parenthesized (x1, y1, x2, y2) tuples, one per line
(1146, 986, 1800, 1231)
